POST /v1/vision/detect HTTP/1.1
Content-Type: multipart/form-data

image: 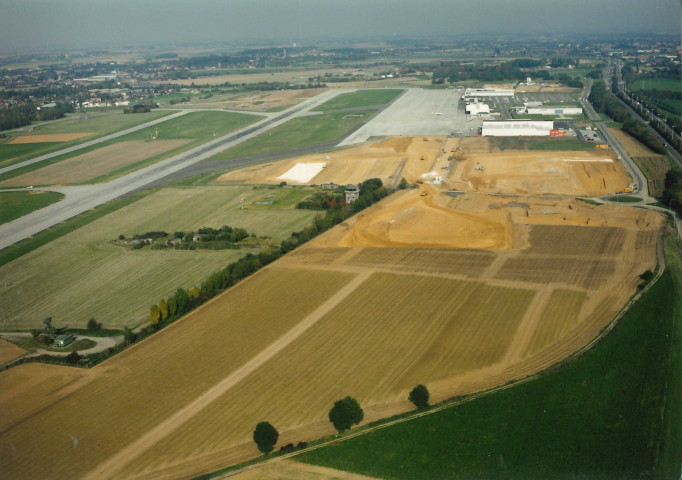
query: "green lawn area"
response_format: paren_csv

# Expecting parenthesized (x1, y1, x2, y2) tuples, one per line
(0, 143, 60, 166)
(606, 195, 642, 203)
(489, 137, 594, 151)
(0, 186, 318, 330)
(0, 190, 64, 225)
(312, 89, 403, 111)
(298, 233, 681, 479)
(211, 110, 372, 161)
(632, 78, 682, 92)
(0, 110, 174, 168)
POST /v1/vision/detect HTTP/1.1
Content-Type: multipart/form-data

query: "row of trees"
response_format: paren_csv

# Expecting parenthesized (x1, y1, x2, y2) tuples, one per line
(589, 82, 665, 154)
(0, 102, 73, 131)
(147, 180, 390, 337)
(252, 385, 430, 454)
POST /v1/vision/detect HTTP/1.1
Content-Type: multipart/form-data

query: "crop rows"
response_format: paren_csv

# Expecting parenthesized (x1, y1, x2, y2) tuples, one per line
(120, 272, 534, 477)
(495, 256, 615, 289)
(525, 225, 626, 256)
(527, 289, 588, 354)
(345, 247, 496, 277)
(0, 268, 354, 479)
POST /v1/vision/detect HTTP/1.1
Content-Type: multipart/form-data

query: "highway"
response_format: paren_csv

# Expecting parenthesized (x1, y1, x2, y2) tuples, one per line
(0, 89, 347, 251)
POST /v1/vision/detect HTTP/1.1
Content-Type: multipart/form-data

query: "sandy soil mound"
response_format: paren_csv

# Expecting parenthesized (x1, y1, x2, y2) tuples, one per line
(448, 150, 631, 196)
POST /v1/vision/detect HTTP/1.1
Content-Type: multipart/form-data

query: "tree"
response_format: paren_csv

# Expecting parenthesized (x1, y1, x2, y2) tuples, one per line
(159, 299, 168, 321)
(86, 317, 102, 331)
(66, 351, 81, 365)
(174, 288, 189, 314)
(150, 305, 160, 325)
(253, 421, 279, 454)
(398, 177, 409, 190)
(328, 396, 364, 433)
(409, 384, 430, 409)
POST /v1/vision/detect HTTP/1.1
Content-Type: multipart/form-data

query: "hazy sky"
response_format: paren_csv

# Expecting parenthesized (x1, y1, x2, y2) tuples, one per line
(1, 0, 680, 53)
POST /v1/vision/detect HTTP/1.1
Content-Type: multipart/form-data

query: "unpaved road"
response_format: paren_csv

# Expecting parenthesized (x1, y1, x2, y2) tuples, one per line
(82, 271, 371, 480)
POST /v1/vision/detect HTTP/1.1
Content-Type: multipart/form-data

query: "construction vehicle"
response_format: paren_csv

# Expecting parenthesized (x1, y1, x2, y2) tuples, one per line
(624, 185, 633, 193)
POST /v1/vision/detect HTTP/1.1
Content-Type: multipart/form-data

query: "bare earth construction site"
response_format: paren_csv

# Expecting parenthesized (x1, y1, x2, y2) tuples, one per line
(0, 89, 666, 479)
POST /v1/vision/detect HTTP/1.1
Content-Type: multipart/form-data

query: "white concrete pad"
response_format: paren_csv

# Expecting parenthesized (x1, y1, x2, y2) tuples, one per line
(277, 162, 327, 183)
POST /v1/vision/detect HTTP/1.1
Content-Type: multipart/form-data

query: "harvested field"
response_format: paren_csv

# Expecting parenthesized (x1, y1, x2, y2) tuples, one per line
(495, 256, 615, 289)
(0, 338, 25, 364)
(229, 459, 380, 480)
(448, 149, 631, 196)
(0, 268, 356, 480)
(0, 186, 318, 330)
(0, 130, 667, 480)
(526, 289, 588, 354)
(0, 140, 189, 186)
(7, 133, 94, 143)
(116, 273, 534, 478)
(524, 225, 626, 256)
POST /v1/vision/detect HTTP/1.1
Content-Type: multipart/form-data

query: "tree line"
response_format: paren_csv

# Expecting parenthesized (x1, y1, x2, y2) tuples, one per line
(252, 385, 430, 454)
(0, 102, 73, 131)
(588, 82, 665, 154)
(147, 179, 390, 335)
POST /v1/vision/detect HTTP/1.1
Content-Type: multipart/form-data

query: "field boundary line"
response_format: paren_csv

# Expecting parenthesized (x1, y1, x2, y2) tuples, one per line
(208, 228, 669, 480)
(81, 270, 371, 480)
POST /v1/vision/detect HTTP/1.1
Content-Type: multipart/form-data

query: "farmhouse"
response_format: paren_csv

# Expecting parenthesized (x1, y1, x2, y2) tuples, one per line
(53, 334, 75, 348)
(345, 184, 360, 203)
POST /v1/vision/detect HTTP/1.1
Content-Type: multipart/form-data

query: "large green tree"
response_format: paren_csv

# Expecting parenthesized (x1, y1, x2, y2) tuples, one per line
(329, 396, 364, 433)
(409, 384, 430, 410)
(253, 421, 279, 454)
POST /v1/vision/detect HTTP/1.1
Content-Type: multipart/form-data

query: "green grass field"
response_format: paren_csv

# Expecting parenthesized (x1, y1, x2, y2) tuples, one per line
(0, 190, 64, 225)
(606, 195, 642, 203)
(632, 78, 681, 92)
(0, 110, 173, 168)
(489, 137, 594, 151)
(298, 234, 681, 479)
(0, 111, 259, 184)
(312, 89, 403, 111)
(211, 110, 372, 161)
(0, 186, 318, 331)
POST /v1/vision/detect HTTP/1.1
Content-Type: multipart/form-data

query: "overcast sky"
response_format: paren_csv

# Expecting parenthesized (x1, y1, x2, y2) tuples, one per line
(1, 0, 679, 53)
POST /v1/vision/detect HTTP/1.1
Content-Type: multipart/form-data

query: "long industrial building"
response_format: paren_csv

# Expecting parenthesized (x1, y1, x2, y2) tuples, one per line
(463, 88, 515, 98)
(482, 120, 554, 136)
(526, 106, 582, 115)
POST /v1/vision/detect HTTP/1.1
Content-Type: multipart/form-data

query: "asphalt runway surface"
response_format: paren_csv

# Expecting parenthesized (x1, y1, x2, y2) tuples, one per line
(0, 90, 346, 251)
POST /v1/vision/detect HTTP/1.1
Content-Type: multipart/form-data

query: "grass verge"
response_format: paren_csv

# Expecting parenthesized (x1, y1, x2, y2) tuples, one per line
(0, 190, 64, 224)
(210, 110, 372, 161)
(606, 195, 642, 203)
(311, 89, 403, 111)
(0, 190, 151, 267)
(296, 232, 679, 479)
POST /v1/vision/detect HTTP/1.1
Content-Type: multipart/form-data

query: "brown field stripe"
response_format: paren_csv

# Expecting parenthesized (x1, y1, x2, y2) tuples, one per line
(81, 270, 372, 480)
(500, 285, 554, 364)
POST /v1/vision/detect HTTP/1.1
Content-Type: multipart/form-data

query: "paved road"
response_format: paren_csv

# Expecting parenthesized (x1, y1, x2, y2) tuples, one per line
(0, 90, 346, 251)
(580, 79, 650, 201)
(0, 110, 190, 176)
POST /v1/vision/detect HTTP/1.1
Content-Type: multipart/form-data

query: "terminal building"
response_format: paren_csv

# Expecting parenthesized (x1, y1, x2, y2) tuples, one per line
(526, 106, 583, 116)
(463, 88, 515, 98)
(482, 120, 554, 136)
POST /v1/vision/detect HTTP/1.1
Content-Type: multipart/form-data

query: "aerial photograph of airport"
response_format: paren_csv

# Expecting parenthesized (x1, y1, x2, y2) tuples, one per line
(0, 0, 680, 478)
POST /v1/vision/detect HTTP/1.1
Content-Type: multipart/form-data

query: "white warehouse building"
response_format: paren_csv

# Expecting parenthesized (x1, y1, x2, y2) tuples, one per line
(463, 88, 515, 98)
(527, 106, 583, 115)
(482, 120, 554, 136)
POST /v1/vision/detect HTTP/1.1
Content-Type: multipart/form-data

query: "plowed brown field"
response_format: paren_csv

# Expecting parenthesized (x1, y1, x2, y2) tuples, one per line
(0, 136, 665, 480)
